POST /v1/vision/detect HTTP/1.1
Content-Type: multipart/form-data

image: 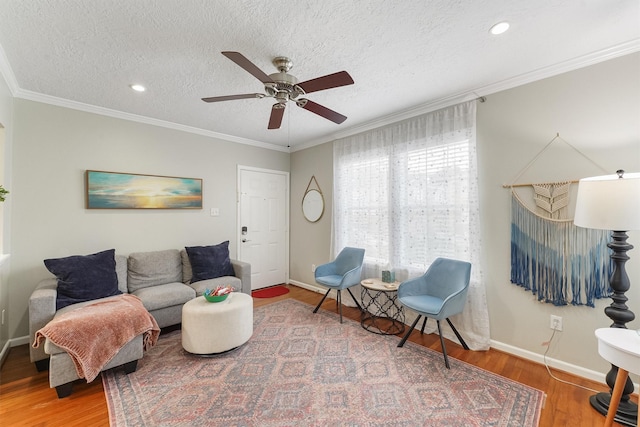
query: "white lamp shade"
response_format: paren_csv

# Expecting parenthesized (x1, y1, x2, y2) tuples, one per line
(574, 172, 640, 231)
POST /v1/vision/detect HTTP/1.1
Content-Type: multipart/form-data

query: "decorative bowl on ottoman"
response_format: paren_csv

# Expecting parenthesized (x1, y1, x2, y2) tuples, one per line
(204, 293, 228, 303)
(203, 285, 233, 303)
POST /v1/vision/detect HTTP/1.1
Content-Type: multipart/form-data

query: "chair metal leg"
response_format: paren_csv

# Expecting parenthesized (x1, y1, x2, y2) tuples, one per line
(420, 317, 428, 334)
(346, 288, 363, 312)
(446, 318, 469, 350)
(314, 287, 362, 324)
(313, 289, 332, 313)
(397, 315, 422, 347)
(436, 320, 451, 369)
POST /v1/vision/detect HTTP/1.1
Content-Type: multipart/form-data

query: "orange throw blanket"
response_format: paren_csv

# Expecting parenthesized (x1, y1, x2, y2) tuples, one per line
(33, 294, 159, 382)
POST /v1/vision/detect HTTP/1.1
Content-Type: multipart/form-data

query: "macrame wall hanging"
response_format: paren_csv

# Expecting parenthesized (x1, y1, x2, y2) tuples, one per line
(506, 134, 612, 307)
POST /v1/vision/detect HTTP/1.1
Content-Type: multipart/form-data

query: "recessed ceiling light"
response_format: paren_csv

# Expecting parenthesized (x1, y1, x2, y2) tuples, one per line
(130, 84, 146, 92)
(489, 22, 510, 35)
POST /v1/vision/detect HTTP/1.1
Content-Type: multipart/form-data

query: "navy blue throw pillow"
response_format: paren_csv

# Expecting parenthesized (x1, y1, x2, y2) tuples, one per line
(44, 249, 121, 310)
(185, 241, 235, 283)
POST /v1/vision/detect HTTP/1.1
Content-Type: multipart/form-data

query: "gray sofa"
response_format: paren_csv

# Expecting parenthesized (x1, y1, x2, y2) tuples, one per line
(29, 248, 251, 397)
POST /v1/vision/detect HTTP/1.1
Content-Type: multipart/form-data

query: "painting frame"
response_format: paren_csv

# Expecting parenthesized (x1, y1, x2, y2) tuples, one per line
(85, 170, 203, 209)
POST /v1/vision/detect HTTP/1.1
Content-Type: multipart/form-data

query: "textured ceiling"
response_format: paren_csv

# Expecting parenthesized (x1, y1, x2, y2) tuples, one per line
(0, 1, 638, 151)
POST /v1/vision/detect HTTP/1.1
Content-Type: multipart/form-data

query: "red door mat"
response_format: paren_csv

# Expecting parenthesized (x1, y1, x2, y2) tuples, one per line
(252, 285, 290, 298)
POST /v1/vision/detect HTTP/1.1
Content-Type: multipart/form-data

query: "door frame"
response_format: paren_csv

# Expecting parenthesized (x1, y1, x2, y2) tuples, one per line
(236, 165, 290, 286)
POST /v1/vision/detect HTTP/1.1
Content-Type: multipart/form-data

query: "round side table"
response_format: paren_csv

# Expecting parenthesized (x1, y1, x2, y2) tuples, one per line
(595, 328, 640, 427)
(360, 278, 405, 335)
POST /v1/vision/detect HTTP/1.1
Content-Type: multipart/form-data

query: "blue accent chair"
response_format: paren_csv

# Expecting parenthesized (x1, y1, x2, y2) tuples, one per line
(313, 247, 365, 323)
(396, 257, 471, 368)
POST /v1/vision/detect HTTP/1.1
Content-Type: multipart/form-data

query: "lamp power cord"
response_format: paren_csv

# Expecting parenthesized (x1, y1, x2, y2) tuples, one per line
(542, 327, 601, 394)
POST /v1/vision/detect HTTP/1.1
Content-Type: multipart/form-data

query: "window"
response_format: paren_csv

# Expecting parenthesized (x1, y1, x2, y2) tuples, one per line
(333, 101, 489, 350)
(333, 102, 478, 276)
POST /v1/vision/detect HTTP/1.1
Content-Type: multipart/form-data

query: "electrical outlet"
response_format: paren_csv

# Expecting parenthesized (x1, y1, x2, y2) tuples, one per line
(550, 315, 563, 331)
(311, 264, 316, 273)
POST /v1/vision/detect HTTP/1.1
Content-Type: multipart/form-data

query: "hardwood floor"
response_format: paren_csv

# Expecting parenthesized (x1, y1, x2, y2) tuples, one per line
(0, 285, 635, 426)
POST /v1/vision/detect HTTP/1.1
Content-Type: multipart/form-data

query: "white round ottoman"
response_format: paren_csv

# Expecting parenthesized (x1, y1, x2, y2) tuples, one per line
(181, 292, 253, 355)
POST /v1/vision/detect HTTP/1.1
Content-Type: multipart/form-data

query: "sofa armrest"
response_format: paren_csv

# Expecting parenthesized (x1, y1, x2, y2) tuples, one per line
(230, 259, 251, 295)
(29, 278, 58, 363)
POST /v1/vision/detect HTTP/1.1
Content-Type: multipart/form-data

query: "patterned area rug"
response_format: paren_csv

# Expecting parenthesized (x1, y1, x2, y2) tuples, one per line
(103, 300, 543, 426)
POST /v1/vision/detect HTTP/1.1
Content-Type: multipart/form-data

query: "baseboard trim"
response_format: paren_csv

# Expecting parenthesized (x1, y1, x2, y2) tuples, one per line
(288, 280, 358, 307)
(11, 335, 30, 347)
(288, 281, 638, 393)
(288, 279, 325, 294)
(6, 283, 637, 394)
(490, 340, 639, 394)
(0, 335, 29, 367)
(490, 339, 604, 382)
(0, 339, 10, 366)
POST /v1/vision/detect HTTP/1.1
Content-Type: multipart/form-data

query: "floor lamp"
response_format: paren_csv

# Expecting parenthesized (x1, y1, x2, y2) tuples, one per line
(574, 170, 640, 426)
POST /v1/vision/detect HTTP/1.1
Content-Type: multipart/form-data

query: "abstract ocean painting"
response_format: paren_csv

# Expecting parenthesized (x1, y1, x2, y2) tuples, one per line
(86, 170, 202, 209)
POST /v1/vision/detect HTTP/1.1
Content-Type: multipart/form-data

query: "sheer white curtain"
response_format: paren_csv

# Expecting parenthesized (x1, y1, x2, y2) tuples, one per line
(332, 100, 490, 350)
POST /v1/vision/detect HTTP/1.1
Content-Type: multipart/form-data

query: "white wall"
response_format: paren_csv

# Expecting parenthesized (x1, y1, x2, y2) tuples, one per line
(0, 69, 13, 354)
(290, 142, 333, 283)
(477, 52, 639, 374)
(289, 52, 640, 376)
(7, 99, 289, 339)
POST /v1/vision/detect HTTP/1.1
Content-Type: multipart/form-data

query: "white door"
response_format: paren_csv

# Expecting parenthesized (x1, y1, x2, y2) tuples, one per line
(238, 166, 289, 290)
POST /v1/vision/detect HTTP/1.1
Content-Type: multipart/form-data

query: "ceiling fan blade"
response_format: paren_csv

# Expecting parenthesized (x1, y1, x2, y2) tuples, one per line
(297, 99, 347, 124)
(296, 71, 354, 94)
(268, 104, 286, 129)
(202, 93, 264, 102)
(222, 51, 275, 84)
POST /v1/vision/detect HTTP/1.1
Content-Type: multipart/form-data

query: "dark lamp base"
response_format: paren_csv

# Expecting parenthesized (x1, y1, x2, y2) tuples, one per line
(590, 391, 638, 426)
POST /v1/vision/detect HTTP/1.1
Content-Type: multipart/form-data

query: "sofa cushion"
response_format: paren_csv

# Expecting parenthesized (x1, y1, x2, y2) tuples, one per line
(127, 250, 182, 292)
(44, 249, 121, 310)
(131, 282, 196, 312)
(115, 254, 128, 293)
(185, 241, 235, 283)
(180, 249, 194, 284)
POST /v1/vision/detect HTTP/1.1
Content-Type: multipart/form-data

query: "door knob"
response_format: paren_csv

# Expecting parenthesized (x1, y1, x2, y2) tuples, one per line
(242, 239, 251, 243)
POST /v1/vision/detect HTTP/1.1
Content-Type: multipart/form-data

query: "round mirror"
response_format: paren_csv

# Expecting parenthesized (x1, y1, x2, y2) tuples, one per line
(302, 189, 324, 222)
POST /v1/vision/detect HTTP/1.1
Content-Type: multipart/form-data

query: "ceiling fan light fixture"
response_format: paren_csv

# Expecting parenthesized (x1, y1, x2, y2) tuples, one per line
(130, 84, 146, 92)
(489, 21, 510, 35)
(203, 51, 354, 129)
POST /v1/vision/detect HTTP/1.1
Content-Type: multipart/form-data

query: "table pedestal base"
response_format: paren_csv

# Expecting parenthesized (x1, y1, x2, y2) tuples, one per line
(361, 312, 405, 335)
(360, 279, 405, 335)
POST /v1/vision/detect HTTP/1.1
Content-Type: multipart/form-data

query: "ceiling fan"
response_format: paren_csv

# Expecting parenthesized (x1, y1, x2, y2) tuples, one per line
(202, 51, 354, 130)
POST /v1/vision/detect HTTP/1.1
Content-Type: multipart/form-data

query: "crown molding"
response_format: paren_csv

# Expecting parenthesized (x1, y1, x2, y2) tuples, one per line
(13, 88, 290, 153)
(1, 42, 280, 150)
(292, 40, 640, 152)
(3, 39, 638, 154)
(474, 38, 640, 97)
(0, 43, 19, 95)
